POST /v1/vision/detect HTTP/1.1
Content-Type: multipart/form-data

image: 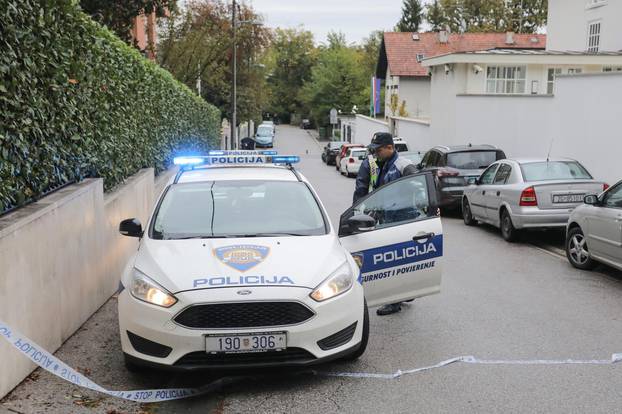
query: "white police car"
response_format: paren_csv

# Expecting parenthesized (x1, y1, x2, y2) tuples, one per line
(117, 151, 442, 371)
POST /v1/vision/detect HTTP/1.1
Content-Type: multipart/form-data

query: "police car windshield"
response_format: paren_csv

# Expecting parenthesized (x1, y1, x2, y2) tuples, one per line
(256, 126, 273, 137)
(151, 180, 327, 239)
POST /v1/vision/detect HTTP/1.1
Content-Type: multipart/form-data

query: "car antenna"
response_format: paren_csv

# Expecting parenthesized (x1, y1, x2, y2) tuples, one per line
(546, 137, 554, 162)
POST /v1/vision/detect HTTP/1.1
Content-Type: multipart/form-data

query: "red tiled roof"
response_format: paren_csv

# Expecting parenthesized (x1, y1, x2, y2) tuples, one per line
(381, 32, 547, 77)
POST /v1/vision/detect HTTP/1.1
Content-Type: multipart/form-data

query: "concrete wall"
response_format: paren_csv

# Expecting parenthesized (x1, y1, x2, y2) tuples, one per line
(398, 77, 431, 119)
(352, 114, 389, 145)
(548, 0, 622, 52)
(454, 94, 555, 155)
(390, 116, 432, 151)
(0, 168, 176, 399)
(445, 73, 622, 185)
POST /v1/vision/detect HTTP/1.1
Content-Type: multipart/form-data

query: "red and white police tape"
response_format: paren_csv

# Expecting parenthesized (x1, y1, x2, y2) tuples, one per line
(1, 319, 621, 402)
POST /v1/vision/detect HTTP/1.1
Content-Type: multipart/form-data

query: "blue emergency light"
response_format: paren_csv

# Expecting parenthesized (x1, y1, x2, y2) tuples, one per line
(173, 156, 205, 166)
(208, 150, 278, 156)
(271, 156, 300, 164)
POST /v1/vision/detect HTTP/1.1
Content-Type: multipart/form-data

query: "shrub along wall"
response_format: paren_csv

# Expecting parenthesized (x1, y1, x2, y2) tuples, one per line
(0, 0, 220, 212)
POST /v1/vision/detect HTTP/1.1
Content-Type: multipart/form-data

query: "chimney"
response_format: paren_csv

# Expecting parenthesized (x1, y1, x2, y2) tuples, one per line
(505, 31, 515, 45)
(438, 30, 449, 44)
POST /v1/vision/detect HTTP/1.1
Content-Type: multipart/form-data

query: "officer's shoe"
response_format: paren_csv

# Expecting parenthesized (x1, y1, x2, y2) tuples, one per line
(376, 303, 402, 316)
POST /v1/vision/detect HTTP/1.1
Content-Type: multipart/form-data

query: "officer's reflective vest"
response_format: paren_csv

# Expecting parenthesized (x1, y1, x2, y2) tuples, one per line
(368, 155, 379, 193)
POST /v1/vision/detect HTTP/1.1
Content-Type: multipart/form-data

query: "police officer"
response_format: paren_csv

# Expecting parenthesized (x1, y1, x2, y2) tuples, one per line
(353, 132, 418, 316)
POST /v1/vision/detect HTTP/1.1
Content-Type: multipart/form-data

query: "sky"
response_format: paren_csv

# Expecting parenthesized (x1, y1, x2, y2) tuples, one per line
(248, 0, 422, 45)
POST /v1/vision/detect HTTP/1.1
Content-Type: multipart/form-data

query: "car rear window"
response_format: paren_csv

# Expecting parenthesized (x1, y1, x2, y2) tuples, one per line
(447, 151, 498, 169)
(395, 143, 408, 152)
(329, 142, 345, 149)
(520, 161, 592, 181)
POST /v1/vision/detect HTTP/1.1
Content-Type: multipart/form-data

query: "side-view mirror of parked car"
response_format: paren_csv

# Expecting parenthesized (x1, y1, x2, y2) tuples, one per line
(583, 194, 599, 205)
(119, 218, 143, 237)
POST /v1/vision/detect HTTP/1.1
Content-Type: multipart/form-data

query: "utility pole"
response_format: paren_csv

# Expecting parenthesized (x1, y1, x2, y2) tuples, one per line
(230, 0, 237, 150)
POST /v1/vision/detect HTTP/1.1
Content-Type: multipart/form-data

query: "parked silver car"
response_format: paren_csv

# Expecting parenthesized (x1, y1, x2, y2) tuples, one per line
(462, 158, 607, 242)
(566, 180, 622, 271)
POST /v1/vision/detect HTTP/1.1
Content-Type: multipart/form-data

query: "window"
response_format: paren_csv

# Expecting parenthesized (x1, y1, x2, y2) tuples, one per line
(603, 183, 622, 209)
(486, 66, 526, 94)
(479, 164, 499, 185)
(547, 68, 562, 94)
(587, 21, 601, 53)
(494, 164, 512, 184)
(152, 181, 327, 239)
(352, 175, 432, 229)
(447, 151, 499, 170)
(520, 161, 593, 182)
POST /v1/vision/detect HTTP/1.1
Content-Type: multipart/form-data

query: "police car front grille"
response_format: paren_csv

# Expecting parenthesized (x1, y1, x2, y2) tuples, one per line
(175, 348, 316, 367)
(174, 302, 315, 329)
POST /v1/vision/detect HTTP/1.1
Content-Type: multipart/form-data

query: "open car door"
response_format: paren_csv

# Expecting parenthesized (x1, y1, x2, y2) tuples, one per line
(339, 172, 443, 308)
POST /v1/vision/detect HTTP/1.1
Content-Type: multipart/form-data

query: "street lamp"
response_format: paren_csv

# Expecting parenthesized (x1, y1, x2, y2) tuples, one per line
(230, 0, 262, 150)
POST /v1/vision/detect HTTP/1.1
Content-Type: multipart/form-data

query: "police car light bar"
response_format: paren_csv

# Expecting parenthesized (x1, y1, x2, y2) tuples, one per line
(173, 152, 299, 169)
(208, 150, 278, 156)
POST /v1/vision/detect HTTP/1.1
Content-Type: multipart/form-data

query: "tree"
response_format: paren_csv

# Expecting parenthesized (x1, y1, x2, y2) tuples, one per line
(503, 0, 548, 33)
(264, 28, 318, 122)
(359, 30, 383, 76)
(79, 0, 176, 42)
(426, 0, 446, 31)
(158, 1, 271, 124)
(396, 0, 424, 32)
(429, 0, 547, 33)
(300, 46, 368, 127)
(325, 31, 348, 49)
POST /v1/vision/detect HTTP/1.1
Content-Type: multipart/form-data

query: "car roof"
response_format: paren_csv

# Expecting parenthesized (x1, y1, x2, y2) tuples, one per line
(506, 157, 578, 164)
(433, 144, 498, 153)
(174, 165, 302, 184)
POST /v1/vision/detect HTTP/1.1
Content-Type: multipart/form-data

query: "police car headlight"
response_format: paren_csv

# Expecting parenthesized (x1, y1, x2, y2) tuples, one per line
(130, 269, 177, 308)
(310, 263, 354, 302)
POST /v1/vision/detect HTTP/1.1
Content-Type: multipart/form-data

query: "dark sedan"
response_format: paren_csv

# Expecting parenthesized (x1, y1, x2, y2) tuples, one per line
(322, 141, 346, 165)
(417, 144, 506, 209)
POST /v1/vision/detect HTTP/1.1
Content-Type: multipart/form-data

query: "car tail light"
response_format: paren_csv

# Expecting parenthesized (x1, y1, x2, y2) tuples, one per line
(348, 158, 355, 163)
(520, 186, 538, 206)
(603, 183, 610, 191)
(437, 167, 460, 178)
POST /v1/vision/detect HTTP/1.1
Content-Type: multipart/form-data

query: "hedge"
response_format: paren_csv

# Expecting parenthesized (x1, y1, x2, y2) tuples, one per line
(0, 0, 221, 213)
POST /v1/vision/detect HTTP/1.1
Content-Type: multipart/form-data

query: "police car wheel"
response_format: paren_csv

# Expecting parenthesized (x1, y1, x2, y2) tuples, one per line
(341, 299, 369, 361)
(462, 198, 477, 226)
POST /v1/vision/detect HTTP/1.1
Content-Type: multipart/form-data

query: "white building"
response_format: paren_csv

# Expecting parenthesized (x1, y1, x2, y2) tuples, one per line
(412, 0, 622, 185)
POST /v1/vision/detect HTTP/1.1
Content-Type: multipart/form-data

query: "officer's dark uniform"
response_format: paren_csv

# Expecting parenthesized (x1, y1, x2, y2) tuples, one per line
(353, 132, 418, 316)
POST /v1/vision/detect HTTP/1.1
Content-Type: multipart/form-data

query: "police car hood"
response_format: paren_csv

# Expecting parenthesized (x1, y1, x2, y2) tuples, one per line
(135, 235, 348, 293)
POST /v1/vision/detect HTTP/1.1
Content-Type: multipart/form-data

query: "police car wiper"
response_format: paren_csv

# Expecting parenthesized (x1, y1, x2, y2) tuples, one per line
(168, 235, 224, 240)
(236, 232, 307, 237)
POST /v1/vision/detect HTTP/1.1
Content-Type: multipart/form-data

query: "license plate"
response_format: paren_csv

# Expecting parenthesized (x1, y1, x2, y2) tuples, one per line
(205, 332, 286, 354)
(553, 194, 584, 203)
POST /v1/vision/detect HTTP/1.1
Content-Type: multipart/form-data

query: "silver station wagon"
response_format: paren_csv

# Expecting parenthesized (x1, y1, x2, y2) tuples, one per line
(462, 158, 607, 241)
(566, 180, 622, 271)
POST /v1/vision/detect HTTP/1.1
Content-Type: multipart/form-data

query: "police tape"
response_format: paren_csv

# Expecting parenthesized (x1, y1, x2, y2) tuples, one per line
(319, 353, 622, 379)
(0, 319, 219, 403)
(2, 318, 622, 403)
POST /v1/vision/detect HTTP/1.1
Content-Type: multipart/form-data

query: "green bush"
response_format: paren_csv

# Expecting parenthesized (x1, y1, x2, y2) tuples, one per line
(0, 0, 220, 212)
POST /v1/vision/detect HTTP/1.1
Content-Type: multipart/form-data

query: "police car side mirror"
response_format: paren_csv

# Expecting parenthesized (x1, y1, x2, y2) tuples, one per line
(347, 214, 376, 233)
(119, 218, 143, 238)
(416, 163, 424, 170)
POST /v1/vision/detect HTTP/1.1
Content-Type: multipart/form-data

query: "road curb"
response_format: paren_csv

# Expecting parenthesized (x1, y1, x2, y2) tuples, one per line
(305, 130, 324, 150)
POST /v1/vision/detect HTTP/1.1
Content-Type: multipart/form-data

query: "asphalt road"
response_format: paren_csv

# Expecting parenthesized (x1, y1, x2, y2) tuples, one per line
(3, 125, 622, 414)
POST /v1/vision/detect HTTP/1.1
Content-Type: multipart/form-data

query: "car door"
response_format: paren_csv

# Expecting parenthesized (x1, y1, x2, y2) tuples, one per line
(339, 172, 442, 307)
(586, 182, 622, 267)
(470, 163, 499, 220)
(486, 163, 513, 224)
(341, 149, 351, 172)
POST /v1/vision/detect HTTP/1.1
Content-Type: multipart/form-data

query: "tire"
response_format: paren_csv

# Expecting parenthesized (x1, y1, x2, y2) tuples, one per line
(321, 154, 326, 163)
(462, 198, 477, 226)
(566, 227, 597, 270)
(500, 209, 519, 242)
(342, 300, 369, 361)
